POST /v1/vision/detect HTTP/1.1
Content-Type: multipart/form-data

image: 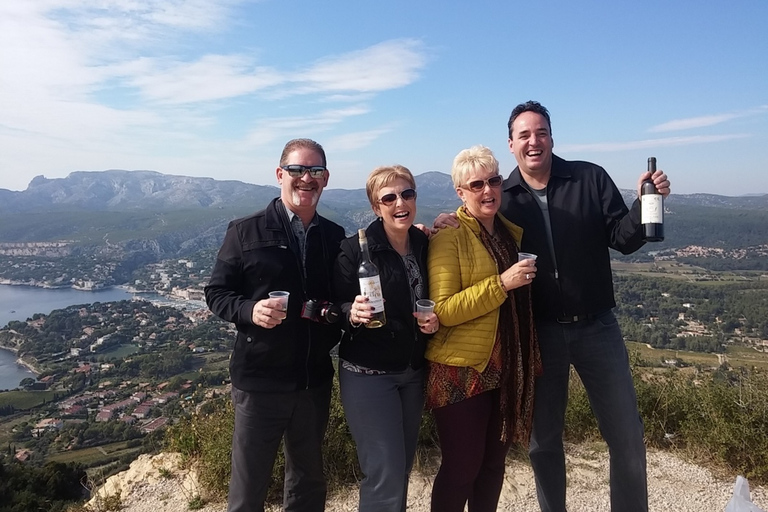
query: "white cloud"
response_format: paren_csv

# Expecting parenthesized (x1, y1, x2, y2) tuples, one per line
(242, 106, 372, 146)
(327, 128, 394, 152)
(107, 38, 427, 105)
(649, 106, 768, 132)
(285, 39, 427, 95)
(559, 134, 749, 153)
(120, 55, 285, 104)
(0, 1, 429, 190)
(50, 0, 240, 37)
(649, 114, 742, 132)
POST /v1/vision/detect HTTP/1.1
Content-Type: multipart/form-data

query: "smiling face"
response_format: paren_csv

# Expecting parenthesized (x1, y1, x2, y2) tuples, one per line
(372, 177, 417, 234)
(508, 110, 554, 180)
(456, 165, 501, 225)
(276, 147, 328, 218)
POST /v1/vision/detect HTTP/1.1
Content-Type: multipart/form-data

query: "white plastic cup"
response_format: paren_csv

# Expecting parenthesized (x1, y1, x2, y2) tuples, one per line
(518, 252, 538, 262)
(268, 291, 290, 311)
(415, 299, 435, 326)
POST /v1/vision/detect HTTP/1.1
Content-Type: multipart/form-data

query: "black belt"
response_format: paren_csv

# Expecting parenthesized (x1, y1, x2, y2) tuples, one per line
(556, 313, 597, 324)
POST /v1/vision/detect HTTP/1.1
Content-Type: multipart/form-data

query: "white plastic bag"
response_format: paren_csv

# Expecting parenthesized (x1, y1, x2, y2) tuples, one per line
(725, 476, 766, 512)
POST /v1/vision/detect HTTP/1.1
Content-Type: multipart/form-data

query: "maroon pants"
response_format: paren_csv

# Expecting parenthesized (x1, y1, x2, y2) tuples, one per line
(431, 389, 512, 512)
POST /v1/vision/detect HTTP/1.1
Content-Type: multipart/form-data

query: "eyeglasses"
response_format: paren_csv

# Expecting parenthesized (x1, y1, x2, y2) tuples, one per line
(378, 188, 417, 206)
(281, 165, 327, 178)
(463, 175, 503, 192)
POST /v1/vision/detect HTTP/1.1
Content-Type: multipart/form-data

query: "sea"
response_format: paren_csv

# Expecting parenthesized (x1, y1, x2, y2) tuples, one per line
(0, 284, 199, 390)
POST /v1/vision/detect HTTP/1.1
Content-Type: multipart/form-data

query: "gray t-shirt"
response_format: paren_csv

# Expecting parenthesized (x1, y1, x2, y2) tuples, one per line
(526, 184, 558, 269)
(281, 201, 319, 277)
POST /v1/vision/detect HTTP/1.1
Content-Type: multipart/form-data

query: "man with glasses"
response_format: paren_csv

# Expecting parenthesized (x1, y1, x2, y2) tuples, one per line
(503, 101, 670, 512)
(205, 138, 345, 512)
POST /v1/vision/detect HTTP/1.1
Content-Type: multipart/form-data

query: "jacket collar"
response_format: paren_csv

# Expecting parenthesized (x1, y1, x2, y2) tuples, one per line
(504, 154, 570, 192)
(264, 197, 285, 232)
(456, 205, 523, 242)
(365, 218, 428, 255)
(265, 197, 320, 233)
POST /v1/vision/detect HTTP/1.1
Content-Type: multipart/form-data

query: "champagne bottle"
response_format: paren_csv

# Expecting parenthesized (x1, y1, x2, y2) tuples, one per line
(641, 157, 664, 242)
(357, 229, 386, 328)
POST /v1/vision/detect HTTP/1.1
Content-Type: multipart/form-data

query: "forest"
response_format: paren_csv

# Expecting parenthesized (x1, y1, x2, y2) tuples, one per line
(613, 274, 768, 352)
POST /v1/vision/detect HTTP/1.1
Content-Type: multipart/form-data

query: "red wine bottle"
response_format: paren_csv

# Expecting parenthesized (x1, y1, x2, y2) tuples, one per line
(641, 157, 664, 242)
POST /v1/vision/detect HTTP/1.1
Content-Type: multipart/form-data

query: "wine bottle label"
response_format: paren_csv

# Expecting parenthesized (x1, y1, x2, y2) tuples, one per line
(359, 276, 385, 312)
(641, 194, 663, 224)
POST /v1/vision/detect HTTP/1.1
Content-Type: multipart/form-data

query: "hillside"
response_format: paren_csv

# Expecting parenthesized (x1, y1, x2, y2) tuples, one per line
(1, 170, 766, 286)
(1, 169, 766, 240)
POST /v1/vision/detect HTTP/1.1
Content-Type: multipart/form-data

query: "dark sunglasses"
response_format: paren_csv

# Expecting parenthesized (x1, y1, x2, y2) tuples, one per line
(282, 165, 327, 178)
(464, 175, 503, 192)
(378, 188, 417, 206)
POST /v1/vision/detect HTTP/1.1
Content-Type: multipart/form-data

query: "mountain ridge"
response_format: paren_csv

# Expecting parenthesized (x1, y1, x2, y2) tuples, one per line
(1, 170, 766, 271)
(2, 169, 766, 213)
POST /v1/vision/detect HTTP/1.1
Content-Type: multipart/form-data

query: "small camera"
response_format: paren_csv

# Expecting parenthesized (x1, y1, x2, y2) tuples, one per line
(301, 299, 341, 324)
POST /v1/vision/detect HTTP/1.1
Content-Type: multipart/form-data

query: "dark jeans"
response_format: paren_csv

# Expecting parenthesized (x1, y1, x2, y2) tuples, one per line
(227, 382, 332, 512)
(339, 365, 425, 512)
(431, 389, 511, 512)
(529, 311, 647, 512)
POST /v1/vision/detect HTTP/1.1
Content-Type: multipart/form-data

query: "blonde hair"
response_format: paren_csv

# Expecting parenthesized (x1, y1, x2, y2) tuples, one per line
(451, 145, 499, 188)
(365, 165, 416, 207)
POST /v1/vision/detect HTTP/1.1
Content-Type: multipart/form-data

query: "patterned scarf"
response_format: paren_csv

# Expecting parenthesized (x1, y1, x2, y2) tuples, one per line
(476, 213, 542, 444)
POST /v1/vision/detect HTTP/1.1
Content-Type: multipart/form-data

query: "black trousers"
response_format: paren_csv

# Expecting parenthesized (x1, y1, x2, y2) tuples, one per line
(227, 381, 332, 512)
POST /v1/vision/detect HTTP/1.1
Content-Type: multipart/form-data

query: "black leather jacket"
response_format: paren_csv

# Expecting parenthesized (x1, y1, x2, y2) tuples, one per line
(501, 155, 645, 321)
(205, 198, 345, 392)
(333, 220, 430, 371)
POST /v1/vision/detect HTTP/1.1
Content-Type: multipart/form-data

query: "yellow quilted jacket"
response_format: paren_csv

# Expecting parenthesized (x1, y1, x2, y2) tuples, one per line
(426, 207, 523, 372)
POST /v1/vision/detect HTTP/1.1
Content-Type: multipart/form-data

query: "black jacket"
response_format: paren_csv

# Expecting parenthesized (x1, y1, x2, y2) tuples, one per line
(501, 155, 645, 321)
(333, 220, 430, 371)
(204, 198, 346, 392)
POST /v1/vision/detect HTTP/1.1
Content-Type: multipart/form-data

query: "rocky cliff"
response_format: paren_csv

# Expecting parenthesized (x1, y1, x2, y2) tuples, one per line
(90, 446, 768, 512)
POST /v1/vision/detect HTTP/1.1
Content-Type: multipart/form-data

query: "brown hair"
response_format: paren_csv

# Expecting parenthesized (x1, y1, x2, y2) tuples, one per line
(279, 138, 326, 167)
(365, 165, 416, 207)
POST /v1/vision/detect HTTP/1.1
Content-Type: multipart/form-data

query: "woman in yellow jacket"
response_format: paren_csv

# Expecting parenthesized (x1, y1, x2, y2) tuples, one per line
(427, 145, 541, 512)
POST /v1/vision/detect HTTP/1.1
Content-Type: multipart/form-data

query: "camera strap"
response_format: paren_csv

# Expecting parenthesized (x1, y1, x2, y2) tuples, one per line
(276, 199, 309, 299)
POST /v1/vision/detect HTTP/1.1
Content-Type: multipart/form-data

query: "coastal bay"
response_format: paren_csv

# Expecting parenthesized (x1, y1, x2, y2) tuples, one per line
(0, 284, 134, 328)
(0, 284, 205, 389)
(0, 285, 134, 389)
(0, 346, 36, 391)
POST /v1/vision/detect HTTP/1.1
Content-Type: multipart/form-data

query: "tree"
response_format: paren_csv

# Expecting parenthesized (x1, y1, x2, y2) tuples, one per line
(19, 377, 36, 389)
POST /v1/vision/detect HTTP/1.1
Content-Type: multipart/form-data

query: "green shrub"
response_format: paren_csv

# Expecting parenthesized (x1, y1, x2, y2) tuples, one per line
(166, 396, 233, 500)
(167, 354, 768, 503)
(188, 495, 205, 510)
(564, 350, 768, 484)
(678, 368, 768, 480)
(165, 375, 361, 504)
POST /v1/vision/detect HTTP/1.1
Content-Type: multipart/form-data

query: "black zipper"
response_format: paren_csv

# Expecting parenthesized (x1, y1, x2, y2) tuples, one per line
(377, 236, 421, 366)
(278, 205, 313, 390)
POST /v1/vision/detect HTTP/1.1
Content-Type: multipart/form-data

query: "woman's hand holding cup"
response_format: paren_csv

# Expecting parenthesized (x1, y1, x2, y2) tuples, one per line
(501, 253, 537, 291)
(414, 299, 439, 334)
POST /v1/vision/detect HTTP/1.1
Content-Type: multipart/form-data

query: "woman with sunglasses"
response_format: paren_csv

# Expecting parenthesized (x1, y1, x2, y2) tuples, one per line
(333, 165, 438, 512)
(426, 145, 541, 512)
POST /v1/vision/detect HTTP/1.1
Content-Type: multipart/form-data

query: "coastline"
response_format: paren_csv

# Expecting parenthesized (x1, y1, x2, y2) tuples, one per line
(15, 355, 41, 375)
(0, 284, 204, 380)
(0, 279, 113, 291)
(0, 345, 41, 376)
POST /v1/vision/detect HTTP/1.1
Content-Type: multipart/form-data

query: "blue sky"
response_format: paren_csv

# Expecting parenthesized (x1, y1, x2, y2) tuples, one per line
(1, 0, 766, 195)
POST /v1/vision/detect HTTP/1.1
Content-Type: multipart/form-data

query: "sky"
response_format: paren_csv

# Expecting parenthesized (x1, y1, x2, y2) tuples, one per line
(1, 0, 767, 196)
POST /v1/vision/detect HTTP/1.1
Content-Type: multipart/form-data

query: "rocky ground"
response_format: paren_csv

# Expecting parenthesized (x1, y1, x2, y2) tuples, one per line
(89, 444, 768, 512)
